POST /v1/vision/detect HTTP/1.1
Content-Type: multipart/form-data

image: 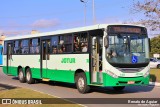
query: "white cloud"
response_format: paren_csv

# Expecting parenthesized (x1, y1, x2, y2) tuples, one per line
(0, 29, 30, 36)
(31, 19, 59, 28)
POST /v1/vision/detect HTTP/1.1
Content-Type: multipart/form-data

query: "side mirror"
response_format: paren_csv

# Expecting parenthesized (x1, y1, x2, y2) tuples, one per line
(104, 37, 109, 48)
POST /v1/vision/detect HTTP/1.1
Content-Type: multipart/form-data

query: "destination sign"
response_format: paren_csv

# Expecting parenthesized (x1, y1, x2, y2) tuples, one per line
(108, 25, 147, 34)
(113, 27, 141, 33)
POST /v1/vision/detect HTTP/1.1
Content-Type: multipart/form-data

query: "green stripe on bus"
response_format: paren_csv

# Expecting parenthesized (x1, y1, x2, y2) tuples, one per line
(2, 66, 90, 84)
(3, 66, 149, 87)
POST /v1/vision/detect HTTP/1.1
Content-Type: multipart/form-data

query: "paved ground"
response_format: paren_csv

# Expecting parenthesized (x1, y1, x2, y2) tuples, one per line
(0, 67, 160, 107)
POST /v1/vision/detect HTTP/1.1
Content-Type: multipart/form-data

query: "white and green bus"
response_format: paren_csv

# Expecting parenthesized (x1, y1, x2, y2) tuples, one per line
(3, 24, 150, 93)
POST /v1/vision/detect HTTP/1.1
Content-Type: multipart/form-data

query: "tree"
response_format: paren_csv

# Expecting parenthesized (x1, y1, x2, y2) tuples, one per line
(132, 0, 160, 31)
(150, 35, 160, 56)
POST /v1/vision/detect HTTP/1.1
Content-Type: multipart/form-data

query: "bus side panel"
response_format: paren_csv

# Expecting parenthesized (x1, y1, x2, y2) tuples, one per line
(10, 66, 18, 76)
(2, 66, 7, 74)
(30, 68, 41, 79)
(46, 54, 89, 83)
(48, 69, 75, 83)
(5, 55, 41, 78)
(2, 55, 18, 76)
(46, 69, 90, 84)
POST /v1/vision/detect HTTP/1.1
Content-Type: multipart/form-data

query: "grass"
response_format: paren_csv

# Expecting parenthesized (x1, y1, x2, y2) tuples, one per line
(0, 88, 81, 107)
(150, 69, 160, 82)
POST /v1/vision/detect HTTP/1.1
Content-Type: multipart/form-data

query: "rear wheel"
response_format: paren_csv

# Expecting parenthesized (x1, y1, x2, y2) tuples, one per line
(113, 86, 125, 91)
(18, 68, 26, 83)
(75, 72, 90, 94)
(26, 68, 35, 84)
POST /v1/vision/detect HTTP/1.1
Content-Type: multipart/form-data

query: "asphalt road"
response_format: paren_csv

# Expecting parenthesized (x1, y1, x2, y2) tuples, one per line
(0, 67, 160, 107)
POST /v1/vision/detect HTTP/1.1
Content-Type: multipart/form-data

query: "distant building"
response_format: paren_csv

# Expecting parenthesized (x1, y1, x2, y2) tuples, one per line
(31, 30, 39, 34)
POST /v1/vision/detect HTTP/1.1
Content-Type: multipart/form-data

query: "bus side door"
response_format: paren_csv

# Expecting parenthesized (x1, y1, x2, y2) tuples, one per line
(41, 39, 51, 78)
(7, 43, 13, 74)
(91, 36, 103, 84)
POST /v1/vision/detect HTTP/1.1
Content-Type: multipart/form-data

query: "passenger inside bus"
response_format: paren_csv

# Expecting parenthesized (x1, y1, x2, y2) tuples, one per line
(81, 43, 88, 52)
(106, 47, 117, 58)
(35, 46, 39, 54)
(52, 47, 57, 54)
(58, 48, 63, 53)
(62, 45, 66, 52)
(73, 36, 80, 52)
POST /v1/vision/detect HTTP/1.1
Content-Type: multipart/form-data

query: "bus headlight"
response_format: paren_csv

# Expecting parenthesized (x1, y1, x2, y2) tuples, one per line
(105, 70, 118, 78)
(144, 71, 149, 77)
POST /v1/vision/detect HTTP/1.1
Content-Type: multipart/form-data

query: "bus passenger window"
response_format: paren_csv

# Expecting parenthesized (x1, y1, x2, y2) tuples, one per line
(74, 33, 88, 52)
(51, 36, 58, 54)
(30, 38, 40, 54)
(80, 33, 88, 52)
(14, 41, 19, 54)
(21, 39, 29, 54)
(74, 36, 80, 52)
(57, 39, 64, 53)
(58, 35, 72, 53)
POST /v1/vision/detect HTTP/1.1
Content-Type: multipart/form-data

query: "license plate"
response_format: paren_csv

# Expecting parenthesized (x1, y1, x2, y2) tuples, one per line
(128, 81, 135, 84)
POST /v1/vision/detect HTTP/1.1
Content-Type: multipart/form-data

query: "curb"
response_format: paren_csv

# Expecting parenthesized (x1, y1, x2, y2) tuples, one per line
(149, 82, 160, 86)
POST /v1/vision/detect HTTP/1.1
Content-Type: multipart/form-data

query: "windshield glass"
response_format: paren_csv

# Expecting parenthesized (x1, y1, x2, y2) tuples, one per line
(106, 34, 149, 67)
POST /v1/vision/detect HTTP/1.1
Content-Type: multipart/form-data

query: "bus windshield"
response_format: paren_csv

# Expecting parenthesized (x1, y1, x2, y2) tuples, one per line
(106, 34, 150, 67)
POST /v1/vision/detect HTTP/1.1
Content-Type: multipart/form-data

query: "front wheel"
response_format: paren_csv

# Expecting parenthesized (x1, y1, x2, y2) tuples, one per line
(26, 68, 35, 84)
(75, 72, 90, 94)
(113, 86, 125, 91)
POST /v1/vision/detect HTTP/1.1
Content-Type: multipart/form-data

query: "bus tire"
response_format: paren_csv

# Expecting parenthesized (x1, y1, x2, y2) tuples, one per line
(26, 68, 35, 84)
(18, 68, 26, 83)
(75, 72, 90, 94)
(113, 86, 125, 91)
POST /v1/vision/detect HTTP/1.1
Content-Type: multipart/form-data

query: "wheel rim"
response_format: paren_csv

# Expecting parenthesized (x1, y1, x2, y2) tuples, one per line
(26, 72, 30, 81)
(78, 77, 85, 90)
(19, 71, 23, 80)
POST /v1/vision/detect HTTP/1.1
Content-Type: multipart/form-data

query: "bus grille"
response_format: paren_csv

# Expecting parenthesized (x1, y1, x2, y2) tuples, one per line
(117, 68, 144, 73)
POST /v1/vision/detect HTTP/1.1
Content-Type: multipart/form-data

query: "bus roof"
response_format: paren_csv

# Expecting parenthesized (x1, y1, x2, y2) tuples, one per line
(5, 24, 145, 41)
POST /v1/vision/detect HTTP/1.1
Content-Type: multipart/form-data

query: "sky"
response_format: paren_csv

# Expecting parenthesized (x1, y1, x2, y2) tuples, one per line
(0, 0, 149, 36)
